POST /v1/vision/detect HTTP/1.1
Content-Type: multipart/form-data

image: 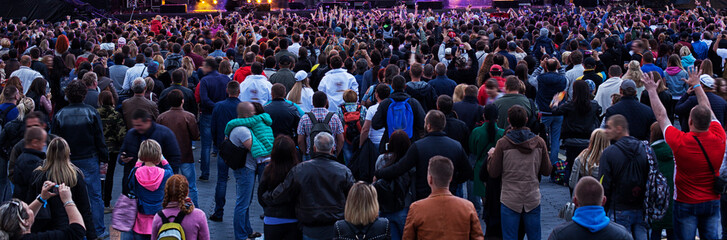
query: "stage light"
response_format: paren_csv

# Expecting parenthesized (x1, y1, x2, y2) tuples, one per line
(213, 0, 217, 3)
(256, 0, 261, 3)
(267, 0, 271, 3)
(201, 0, 205, 3)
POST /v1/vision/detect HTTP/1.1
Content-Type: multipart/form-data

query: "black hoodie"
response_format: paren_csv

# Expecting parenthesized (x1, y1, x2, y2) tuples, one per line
(599, 136, 650, 211)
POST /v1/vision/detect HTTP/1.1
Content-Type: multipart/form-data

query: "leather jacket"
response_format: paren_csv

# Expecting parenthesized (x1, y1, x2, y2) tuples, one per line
(51, 103, 109, 162)
(263, 153, 355, 227)
(334, 218, 391, 240)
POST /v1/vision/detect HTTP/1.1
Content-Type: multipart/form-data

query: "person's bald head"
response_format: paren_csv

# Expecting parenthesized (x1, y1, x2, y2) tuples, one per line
(573, 176, 606, 207)
(237, 102, 255, 118)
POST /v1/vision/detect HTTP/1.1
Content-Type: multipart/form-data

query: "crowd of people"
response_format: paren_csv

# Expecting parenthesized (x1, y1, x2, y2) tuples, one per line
(0, 1, 727, 240)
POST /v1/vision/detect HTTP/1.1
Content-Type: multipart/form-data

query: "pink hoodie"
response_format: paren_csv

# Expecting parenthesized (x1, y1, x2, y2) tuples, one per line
(133, 159, 170, 235)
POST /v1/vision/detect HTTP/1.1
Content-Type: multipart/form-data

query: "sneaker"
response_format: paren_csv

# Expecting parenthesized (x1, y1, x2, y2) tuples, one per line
(248, 232, 262, 239)
(209, 215, 223, 222)
(96, 231, 109, 239)
(104, 206, 114, 214)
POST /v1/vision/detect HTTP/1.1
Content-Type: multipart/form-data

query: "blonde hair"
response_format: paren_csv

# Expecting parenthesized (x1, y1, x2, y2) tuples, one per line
(16, 97, 35, 120)
(138, 139, 162, 163)
(153, 55, 166, 74)
(287, 79, 309, 104)
(577, 129, 610, 175)
(453, 84, 468, 103)
(344, 181, 379, 226)
(39, 138, 80, 187)
(679, 46, 691, 57)
(623, 60, 644, 87)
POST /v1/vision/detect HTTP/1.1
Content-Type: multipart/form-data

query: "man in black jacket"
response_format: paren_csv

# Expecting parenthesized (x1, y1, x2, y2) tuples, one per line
(371, 76, 426, 150)
(599, 114, 649, 240)
(437, 95, 470, 153)
(264, 83, 301, 138)
(452, 85, 484, 131)
(602, 80, 656, 141)
(262, 132, 355, 240)
(159, 69, 199, 116)
(12, 127, 46, 202)
(50, 80, 108, 238)
(375, 110, 472, 201)
(548, 176, 633, 240)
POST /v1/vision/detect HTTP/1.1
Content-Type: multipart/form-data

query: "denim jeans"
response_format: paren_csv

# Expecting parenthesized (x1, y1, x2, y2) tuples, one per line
(212, 155, 229, 218)
(233, 166, 256, 240)
(73, 157, 106, 236)
(674, 200, 722, 240)
(199, 113, 212, 179)
(0, 157, 12, 202)
(179, 163, 199, 207)
(501, 204, 540, 240)
(121, 231, 150, 240)
(380, 208, 408, 240)
(650, 228, 674, 240)
(342, 142, 353, 165)
(611, 209, 648, 240)
(541, 115, 563, 165)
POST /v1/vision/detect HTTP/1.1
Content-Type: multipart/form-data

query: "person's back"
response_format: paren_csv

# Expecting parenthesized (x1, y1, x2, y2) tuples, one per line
(52, 82, 108, 163)
(599, 135, 649, 210)
(535, 71, 567, 113)
(548, 177, 633, 240)
(604, 80, 656, 140)
(403, 156, 483, 240)
(428, 73, 457, 97)
(264, 84, 301, 138)
(319, 57, 359, 112)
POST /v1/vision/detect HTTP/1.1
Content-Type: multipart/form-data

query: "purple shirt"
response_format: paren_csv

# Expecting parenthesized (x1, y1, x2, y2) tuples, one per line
(151, 202, 210, 240)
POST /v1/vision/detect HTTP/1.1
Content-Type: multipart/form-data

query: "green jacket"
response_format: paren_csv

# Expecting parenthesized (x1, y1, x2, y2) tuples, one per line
(224, 113, 274, 158)
(469, 122, 505, 162)
(493, 94, 533, 129)
(651, 139, 674, 230)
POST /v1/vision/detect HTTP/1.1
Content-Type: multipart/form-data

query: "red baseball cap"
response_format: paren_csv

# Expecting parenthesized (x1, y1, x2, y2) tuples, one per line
(490, 64, 503, 72)
(448, 31, 457, 38)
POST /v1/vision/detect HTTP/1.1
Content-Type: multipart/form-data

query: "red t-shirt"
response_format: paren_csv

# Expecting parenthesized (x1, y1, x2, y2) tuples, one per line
(665, 121, 726, 204)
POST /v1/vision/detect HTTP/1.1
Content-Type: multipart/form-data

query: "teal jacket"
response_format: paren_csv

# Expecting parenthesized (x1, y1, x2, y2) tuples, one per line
(224, 113, 274, 158)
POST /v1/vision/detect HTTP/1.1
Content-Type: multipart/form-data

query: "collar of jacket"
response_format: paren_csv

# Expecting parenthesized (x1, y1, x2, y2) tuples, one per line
(463, 95, 478, 103)
(310, 152, 338, 161)
(134, 122, 157, 137)
(425, 131, 447, 137)
(22, 148, 46, 159)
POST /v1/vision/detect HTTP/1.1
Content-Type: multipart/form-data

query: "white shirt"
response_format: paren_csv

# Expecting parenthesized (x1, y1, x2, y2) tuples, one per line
(365, 103, 385, 145)
(10, 66, 43, 95)
(594, 77, 623, 116)
(288, 43, 302, 57)
(239, 74, 273, 105)
(565, 64, 585, 100)
(123, 63, 149, 90)
(289, 87, 314, 113)
(716, 48, 727, 66)
(318, 68, 359, 112)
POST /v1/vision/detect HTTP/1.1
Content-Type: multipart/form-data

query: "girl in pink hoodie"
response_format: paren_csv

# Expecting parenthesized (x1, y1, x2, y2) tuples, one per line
(129, 139, 173, 239)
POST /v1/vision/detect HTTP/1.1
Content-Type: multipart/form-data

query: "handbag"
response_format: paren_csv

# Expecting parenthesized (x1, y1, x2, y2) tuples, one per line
(111, 168, 138, 232)
(693, 136, 727, 194)
(219, 138, 249, 170)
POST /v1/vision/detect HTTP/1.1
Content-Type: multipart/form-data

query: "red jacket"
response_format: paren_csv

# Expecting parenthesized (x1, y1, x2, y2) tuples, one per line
(150, 20, 162, 35)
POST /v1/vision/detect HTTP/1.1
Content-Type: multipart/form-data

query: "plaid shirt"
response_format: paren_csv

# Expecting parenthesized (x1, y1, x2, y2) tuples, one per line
(297, 107, 344, 154)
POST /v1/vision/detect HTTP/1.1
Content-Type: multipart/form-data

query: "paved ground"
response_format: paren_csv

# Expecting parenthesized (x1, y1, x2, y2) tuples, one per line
(104, 144, 571, 239)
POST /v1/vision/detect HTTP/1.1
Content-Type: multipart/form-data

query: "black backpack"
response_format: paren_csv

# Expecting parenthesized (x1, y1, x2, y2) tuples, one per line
(307, 112, 334, 151)
(219, 138, 249, 170)
(0, 106, 14, 131)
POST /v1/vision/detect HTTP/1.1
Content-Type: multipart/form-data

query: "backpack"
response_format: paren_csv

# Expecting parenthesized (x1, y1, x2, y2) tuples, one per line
(307, 112, 334, 151)
(156, 210, 187, 240)
(550, 159, 568, 185)
(0, 105, 14, 129)
(340, 105, 362, 144)
(643, 141, 670, 224)
(386, 98, 414, 138)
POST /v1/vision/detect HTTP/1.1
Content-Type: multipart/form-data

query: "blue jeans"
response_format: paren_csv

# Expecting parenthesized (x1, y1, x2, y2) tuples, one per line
(179, 163, 198, 207)
(501, 204, 540, 240)
(342, 142, 353, 165)
(674, 200, 721, 240)
(121, 231, 150, 240)
(233, 166, 256, 240)
(611, 209, 647, 240)
(541, 115, 563, 165)
(199, 113, 212, 179)
(380, 209, 408, 240)
(73, 157, 106, 236)
(212, 155, 229, 218)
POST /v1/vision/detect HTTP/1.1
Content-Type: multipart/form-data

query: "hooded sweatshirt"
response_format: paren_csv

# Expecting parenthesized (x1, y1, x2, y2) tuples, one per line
(598, 136, 649, 211)
(487, 128, 552, 213)
(548, 205, 633, 240)
(224, 113, 275, 157)
(663, 67, 689, 99)
(132, 159, 173, 235)
(681, 54, 696, 69)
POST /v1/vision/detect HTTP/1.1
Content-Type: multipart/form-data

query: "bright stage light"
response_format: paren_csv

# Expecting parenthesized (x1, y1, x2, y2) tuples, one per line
(213, 0, 217, 3)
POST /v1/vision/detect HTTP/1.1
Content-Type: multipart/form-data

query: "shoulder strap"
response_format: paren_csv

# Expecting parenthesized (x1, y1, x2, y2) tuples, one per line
(173, 210, 187, 224)
(157, 210, 170, 224)
(306, 112, 319, 125)
(693, 136, 717, 176)
(323, 112, 335, 124)
(0, 105, 14, 122)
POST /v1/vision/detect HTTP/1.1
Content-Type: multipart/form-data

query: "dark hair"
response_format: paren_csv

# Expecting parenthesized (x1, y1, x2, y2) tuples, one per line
(572, 80, 592, 115)
(172, 68, 186, 84)
(264, 135, 299, 188)
(384, 130, 411, 167)
(330, 56, 343, 69)
(132, 109, 152, 121)
(507, 105, 528, 128)
(691, 105, 712, 131)
(425, 110, 446, 132)
(167, 89, 184, 108)
(28, 78, 47, 97)
(608, 65, 622, 77)
(251, 62, 263, 75)
(391, 75, 406, 91)
(410, 63, 423, 78)
(375, 84, 390, 101)
(226, 81, 240, 96)
(312, 91, 328, 108)
(271, 83, 286, 99)
(204, 58, 219, 70)
(252, 102, 265, 115)
(24, 111, 47, 125)
(436, 95, 453, 115)
(99, 90, 115, 107)
(428, 156, 454, 188)
(64, 80, 87, 103)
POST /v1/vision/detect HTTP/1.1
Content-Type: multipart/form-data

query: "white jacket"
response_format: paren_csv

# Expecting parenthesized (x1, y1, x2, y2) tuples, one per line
(318, 68, 359, 112)
(594, 77, 623, 116)
(239, 74, 273, 105)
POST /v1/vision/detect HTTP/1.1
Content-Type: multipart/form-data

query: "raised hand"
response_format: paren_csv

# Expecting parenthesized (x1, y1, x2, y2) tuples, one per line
(643, 71, 660, 92)
(683, 66, 702, 87)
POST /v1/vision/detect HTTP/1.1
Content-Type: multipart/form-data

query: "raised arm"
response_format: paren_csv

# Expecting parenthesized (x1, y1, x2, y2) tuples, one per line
(643, 71, 672, 132)
(688, 66, 716, 120)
